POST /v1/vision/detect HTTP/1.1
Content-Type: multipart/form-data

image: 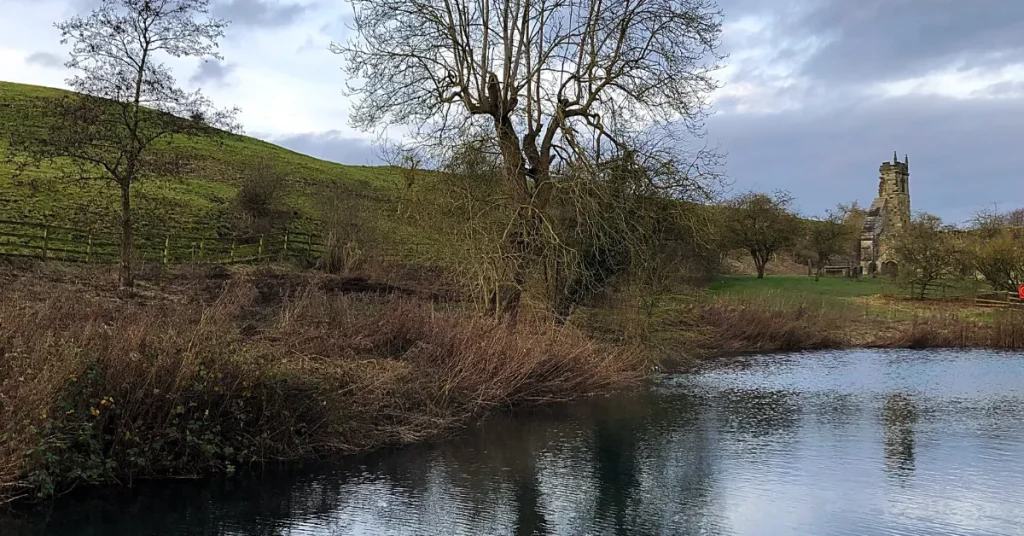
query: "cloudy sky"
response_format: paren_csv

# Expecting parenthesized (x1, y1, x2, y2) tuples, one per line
(2, 0, 1023, 223)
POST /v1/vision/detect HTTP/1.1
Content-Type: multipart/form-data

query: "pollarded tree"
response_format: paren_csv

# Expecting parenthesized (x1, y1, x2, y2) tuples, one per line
(722, 191, 800, 279)
(333, 0, 725, 319)
(8, 0, 238, 290)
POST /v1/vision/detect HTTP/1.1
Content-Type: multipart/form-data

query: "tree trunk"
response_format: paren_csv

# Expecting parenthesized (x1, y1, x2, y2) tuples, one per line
(491, 115, 536, 323)
(119, 183, 134, 290)
(753, 253, 766, 279)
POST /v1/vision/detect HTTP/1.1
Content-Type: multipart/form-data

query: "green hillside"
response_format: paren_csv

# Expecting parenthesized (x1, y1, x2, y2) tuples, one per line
(0, 81, 406, 242)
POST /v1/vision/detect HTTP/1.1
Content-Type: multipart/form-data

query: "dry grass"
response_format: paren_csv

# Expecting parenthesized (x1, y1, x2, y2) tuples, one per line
(696, 297, 851, 355)
(694, 294, 1024, 358)
(874, 309, 1024, 350)
(0, 266, 644, 503)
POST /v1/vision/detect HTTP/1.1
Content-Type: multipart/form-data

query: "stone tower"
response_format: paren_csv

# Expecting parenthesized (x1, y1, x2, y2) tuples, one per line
(859, 152, 911, 274)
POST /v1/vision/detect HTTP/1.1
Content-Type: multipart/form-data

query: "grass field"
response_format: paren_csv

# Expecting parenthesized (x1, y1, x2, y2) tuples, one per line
(0, 81, 414, 242)
(708, 273, 992, 323)
(709, 274, 891, 299)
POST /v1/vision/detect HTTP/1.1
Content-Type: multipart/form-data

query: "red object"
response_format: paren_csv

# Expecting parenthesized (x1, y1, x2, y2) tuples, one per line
(1018, 285, 1024, 300)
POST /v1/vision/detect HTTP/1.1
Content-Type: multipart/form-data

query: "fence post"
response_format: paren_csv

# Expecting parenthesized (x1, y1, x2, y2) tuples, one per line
(191, 243, 196, 263)
(86, 233, 93, 263)
(41, 224, 49, 260)
(307, 233, 312, 260)
(230, 238, 236, 263)
(163, 235, 170, 267)
(258, 234, 265, 260)
(199, 237, 205, 259)
(283, 230, 289, 257)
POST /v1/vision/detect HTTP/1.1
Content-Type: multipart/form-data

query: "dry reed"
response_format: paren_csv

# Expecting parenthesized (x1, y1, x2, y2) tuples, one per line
(0, 269, 644, 503)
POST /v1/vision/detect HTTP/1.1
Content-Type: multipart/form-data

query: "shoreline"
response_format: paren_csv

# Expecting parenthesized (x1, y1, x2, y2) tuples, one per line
(0, 265, 645, 505)
(4, 266, 1023, 506)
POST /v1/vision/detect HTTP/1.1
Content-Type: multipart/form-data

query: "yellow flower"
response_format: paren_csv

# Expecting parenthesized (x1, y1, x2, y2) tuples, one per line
(90, 407, 100, 416)
(39, 411, 47, 420)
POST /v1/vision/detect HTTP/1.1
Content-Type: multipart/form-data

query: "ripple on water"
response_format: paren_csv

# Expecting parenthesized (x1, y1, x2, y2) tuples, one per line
(8, 348, 1024, 536)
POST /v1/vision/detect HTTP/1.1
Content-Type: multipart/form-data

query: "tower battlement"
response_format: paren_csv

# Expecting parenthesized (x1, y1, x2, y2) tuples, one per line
(879, 151, 909, 173)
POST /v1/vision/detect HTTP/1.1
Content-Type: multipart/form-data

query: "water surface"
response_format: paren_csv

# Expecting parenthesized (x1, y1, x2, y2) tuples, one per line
(8, 349, 1024, 535)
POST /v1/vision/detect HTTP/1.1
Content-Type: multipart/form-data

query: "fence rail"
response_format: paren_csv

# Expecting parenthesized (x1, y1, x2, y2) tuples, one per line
(974, 290, 1024, 309)
(0, 220, 325, 266)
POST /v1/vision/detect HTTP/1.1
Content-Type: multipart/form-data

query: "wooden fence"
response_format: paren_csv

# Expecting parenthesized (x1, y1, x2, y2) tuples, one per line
(974, 290, 1024, 309)
(0, 219, 324, 265)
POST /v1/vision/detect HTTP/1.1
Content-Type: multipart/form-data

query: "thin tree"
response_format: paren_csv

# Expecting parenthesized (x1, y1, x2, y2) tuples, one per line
(722, 191, 800, 279)
(334, 0, 724, 320)
(8, 0, 238, 289)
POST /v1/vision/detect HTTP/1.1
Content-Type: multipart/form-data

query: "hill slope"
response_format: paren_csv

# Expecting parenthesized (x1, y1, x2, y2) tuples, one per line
(0, 81, 405, 241)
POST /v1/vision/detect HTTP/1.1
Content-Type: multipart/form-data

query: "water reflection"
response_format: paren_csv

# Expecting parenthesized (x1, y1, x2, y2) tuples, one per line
(8, 349, 1024, 536)
(882, 393, 918, 481)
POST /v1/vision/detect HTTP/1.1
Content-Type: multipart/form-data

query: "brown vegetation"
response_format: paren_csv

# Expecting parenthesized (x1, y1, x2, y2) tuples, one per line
(0, 265, 644, 503)
(691, 295, 1024, 363)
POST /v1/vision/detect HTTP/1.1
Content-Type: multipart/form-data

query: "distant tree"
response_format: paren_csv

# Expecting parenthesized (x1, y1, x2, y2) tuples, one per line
(334, 0, 725, 321)
(891, 213, 962, 299)
(967, 207, 1024, 293)
(836, 201, 867, 259)
(801, 209, 853, 281)
(723, 191, 801, 279)
(7, 0, 238, 290)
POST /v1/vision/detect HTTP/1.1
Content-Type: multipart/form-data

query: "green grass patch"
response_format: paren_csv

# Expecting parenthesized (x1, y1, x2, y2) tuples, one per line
(709, 274, 890, 299)
(0, 80, 427, 245)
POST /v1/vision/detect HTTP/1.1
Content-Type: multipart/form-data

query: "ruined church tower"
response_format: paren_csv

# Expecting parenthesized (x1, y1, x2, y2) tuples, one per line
(859, 152, 911, 274)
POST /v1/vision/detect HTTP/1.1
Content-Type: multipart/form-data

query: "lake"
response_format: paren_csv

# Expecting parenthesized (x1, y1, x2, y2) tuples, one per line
(7, 349, 1024, 535)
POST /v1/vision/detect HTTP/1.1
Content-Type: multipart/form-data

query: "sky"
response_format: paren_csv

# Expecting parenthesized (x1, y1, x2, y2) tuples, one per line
(2, 0, 1023, 223)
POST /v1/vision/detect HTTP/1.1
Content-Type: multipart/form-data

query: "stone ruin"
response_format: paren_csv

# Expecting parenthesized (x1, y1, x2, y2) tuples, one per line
(859, 151, 911, 275)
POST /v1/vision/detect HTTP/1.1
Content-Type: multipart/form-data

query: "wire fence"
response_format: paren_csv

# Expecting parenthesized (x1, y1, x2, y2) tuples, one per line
(0, 219, 325, 265)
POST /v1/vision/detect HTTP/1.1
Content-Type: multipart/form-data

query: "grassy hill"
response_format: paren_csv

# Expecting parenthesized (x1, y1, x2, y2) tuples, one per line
(0, 81, 408, 243)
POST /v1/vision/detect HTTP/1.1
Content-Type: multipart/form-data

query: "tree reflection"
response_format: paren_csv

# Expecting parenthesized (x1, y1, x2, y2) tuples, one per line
(882, 393, 918, 480)
(512, 466, 550, 536)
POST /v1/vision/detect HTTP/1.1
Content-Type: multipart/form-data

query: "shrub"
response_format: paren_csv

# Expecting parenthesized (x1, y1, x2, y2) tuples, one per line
(232, 159, 289, 236)
(316, 183, 381, 275)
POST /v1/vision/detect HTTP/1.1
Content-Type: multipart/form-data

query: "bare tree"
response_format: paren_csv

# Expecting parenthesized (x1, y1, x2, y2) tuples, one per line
(891, 213, 962, 299)
(334, 0, 724, 319)
(7, 0, 238, 289)
(967, 207, 1024, 293)
(801, 209, 853, 281)
(722, 191, 800, 279)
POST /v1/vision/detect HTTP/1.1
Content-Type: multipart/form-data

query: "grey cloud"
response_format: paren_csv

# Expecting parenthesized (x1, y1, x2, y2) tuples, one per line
(25, 51, 62, 68)
(791, 0, 1024, 84)
(709, 95, 1024, 224)
(269, 131, 382, 166)
(190, 61, 237, 87)
(214, 0, 311, 28)
(716, 0, 1024, 91)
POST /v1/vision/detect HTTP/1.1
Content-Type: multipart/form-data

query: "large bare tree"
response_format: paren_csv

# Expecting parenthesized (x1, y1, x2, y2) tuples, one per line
(8, 0, 238, 290)
(334, 0, 724, 319)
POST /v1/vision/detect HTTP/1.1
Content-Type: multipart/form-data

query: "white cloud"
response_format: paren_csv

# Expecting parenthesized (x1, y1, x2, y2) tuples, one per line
(870, 62, 1024, 101)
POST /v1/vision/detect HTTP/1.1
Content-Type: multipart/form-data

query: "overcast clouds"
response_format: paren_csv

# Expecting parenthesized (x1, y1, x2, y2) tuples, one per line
(2, 0, 1023, 222)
